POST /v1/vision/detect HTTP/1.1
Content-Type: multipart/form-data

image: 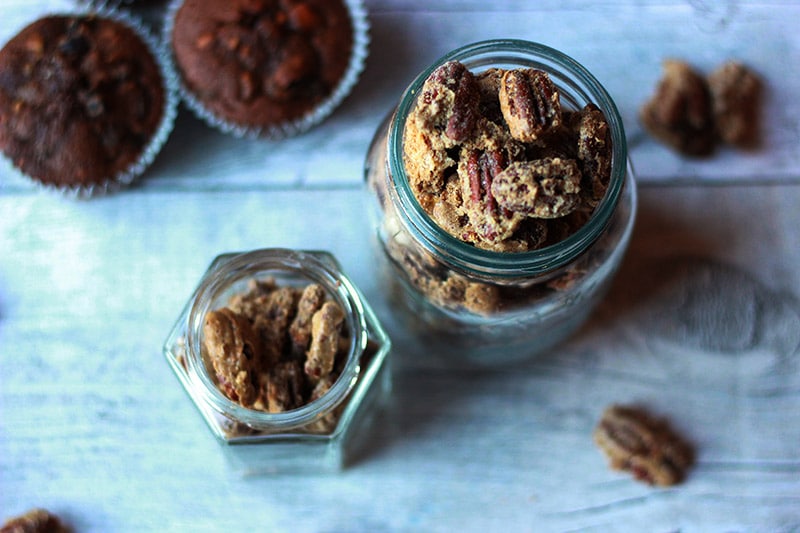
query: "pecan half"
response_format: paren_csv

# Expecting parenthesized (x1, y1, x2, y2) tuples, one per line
(458, 147, 524, 245)
(265, 360, 305, 413)
(490, 157, 582, 219)
(575, 103, 612, 207)
(289, 283, 326, 357)
(203, 308, 261, 406)
(707, 61, 763, 148)
(416, 60, 480, 145)
(499, 68, 562, 143)
(305, 301, 346, 382)
(639, 59, 715, 156)
(1, 508, 70, 533)
(594, 404, 695, 486)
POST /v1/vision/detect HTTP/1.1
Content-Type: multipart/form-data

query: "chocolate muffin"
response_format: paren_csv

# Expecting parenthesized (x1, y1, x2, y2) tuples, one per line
(0, 14, 171, 194)
(169, 0, 365, 137)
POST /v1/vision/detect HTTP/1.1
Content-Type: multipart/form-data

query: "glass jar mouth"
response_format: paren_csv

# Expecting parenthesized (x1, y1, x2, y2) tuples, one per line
(388, 39, 630, 278)
(185, 249, 368, 433)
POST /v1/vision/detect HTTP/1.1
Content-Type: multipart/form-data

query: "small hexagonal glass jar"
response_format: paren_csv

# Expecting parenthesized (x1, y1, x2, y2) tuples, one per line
(163, 249, 391, 474)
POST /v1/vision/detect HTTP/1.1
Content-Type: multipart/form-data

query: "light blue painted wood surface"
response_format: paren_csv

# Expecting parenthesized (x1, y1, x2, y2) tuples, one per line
(1, 1, 799, 531)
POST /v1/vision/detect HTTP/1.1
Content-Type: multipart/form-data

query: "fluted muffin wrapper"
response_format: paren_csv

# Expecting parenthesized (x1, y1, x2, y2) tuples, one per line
(1, 6, 178, 198)
(163, 0, 370, 140)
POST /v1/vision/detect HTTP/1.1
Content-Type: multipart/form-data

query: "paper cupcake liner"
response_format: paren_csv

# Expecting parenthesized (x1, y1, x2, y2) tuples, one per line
(163, 0, 370, 140)
(0, 6, 178, 198)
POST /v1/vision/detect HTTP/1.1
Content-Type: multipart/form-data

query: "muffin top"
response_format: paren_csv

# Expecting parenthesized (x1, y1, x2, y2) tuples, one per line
(0, 15, 166, 189)
(171, 0, 354, 131)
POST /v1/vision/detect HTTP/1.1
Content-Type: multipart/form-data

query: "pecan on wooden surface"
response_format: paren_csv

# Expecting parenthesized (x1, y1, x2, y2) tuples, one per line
(1, 508, 70, 533)
(707, 61, 763, 149)
(639, 59, 716, 157)
(594, 404, 695, 486)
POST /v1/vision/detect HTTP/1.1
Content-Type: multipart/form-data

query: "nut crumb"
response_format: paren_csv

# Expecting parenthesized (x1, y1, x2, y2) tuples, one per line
(594, 404, 695, 486)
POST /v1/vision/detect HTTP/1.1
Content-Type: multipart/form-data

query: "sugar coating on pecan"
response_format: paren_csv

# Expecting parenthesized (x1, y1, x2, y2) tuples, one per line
(594, 404, 695, 487)
(403, 60, 613, 253)
(202, 279, 350, 426)
(499, 68, 561, 143)
(491, 158, 582, 219)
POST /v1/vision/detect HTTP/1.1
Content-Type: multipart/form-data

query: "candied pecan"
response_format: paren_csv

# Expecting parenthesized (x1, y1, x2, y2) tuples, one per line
(265, 360, 305, 413)
(289, 283, 326, 357)
(305, 374, 340, 433)
(490, 158, 582, 219)
(499, 68, 562, 143)
(594, 404, 695, 486)
(251, 286, 298, 365)
(305, 301, 346, 382)
(1, 508, 70, 533)
(203, 308, 261, 406)
(489, 218, 549, 252)
(403, 117, 455, 195)
(475, 68, 505, 125)
(415, 60, 480, 145)
(227, 278, 277, 316)
(707, 61, 763, 148)
(639, 59, 715, 156)
(458, 147, 524, 245)
(574, 103, 612, 206)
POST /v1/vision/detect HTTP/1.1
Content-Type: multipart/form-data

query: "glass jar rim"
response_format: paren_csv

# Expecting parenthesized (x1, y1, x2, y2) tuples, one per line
(388, 39, 630, 278)
(184, 249, 367, 433)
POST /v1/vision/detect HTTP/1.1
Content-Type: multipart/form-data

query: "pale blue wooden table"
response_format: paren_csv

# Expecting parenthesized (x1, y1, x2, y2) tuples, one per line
(2, 1, 799, 531)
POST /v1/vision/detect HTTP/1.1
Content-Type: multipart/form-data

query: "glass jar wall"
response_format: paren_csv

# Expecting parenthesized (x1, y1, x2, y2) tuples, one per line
(364, 40, 637, 364)
(163, 249, 391, 474)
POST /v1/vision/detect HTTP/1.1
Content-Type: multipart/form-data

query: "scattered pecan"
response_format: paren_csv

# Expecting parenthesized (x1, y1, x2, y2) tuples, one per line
(499, 68, 561, 143)
(491, 158, 582, 219)
(707, 61, 763, 148)
(1, 508, 70, 533)
(594, 404, 695, 486)
(639, 59, 716, 156)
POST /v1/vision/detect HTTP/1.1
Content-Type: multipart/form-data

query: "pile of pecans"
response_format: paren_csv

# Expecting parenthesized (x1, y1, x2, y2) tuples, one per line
(202, 278, 349, 429)
(403, 60, 614, 253)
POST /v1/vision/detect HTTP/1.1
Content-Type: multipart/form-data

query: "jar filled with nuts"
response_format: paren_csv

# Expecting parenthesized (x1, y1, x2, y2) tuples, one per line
(163, 249, 391, 474)
(364, 40, 636, 364)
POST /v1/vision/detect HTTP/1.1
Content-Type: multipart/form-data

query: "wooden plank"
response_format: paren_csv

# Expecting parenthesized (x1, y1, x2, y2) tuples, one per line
(1, 184, 798, 530)
(1, 1, 798, 194)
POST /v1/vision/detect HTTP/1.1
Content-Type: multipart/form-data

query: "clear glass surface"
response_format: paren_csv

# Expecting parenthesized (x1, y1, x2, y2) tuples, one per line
(163, 249, 391, 474)
(364, 40, 637, 364)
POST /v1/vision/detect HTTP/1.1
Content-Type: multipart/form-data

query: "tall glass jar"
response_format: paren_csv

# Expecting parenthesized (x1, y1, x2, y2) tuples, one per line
(364, 40, 636, 365)
(163, 249, 391, 474)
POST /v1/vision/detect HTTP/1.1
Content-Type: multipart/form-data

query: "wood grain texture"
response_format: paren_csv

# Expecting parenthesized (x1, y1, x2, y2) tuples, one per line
(0, 0, 799, 192)
(1, 1, 799, 531)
